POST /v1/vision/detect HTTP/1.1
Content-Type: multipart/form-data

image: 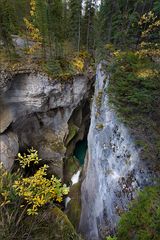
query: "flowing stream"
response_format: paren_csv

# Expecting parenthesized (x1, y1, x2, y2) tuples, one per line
(79, 62, 149, 240)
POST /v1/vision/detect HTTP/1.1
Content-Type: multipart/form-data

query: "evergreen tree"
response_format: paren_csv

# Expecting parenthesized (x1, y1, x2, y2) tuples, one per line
(34, 0, 48, 58)
(98, 0, 157, 49)
(82, 0, 96, 52)
(46, 0, 64, 58)
(68, 0, 82, 52)
(0, 0, 17, 51)
(11, 0, 29, 32)
(0, 0, 159, 61)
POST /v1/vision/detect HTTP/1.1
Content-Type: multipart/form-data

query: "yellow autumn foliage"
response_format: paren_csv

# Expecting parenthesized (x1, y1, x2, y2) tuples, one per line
(13, 164, 69, 215)
(0, 149, 69, 216)
(136, 68, 157, 79)
(14, 149, 69, 215)
(24, 0, 42, 54)
(18, 148, 41, 168)
(72, 57, 84, 72)
(138, 11, 156, 26)
(137, 11, 160, 58)
(30, 0, 36, 14)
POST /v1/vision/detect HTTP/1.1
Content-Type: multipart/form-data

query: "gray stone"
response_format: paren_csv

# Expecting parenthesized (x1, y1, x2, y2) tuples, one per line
(0, 70, 12, 94)
(0, 100, 13, 133)
(0, 97, 13, 133)
(0, 70, 92, 175)
(0, 131, 19, 170)
(12, 35, 29, 48)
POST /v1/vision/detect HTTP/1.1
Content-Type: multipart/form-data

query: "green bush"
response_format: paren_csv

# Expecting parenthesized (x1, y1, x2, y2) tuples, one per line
(107, 50, 160, 163)
(108, 51, 160, 116)
(117, 185, 160, 240)
(106, 236, 117, 240)
(43, 60, 63, 76)
(105, 186, 160, 240)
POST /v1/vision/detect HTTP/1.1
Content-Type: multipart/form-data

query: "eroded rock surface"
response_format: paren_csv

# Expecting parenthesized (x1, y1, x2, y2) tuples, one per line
(0, 100, 13, 133)
(0, 131, 19, 170)
(0, 70, 13, 94)
(0, 70, 93, 175)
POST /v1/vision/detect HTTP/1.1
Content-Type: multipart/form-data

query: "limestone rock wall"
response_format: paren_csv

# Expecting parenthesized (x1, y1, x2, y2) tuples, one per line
(79, 62, 159, 240)
(0, 70, 93, 177)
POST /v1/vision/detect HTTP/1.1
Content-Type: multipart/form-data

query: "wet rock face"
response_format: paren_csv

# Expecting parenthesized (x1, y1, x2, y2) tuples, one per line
(79, 62, 159, 240)
(0, 71, 92, 176)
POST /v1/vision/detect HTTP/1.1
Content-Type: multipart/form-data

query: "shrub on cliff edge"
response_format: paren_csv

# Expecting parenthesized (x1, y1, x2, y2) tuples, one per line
(0, 148, 71, 239)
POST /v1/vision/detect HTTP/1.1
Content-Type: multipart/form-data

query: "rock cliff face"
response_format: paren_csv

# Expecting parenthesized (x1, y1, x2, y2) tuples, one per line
(79, 62, 159, 240)
(0, 69, 93, 176)
(1, 62, 159, 239)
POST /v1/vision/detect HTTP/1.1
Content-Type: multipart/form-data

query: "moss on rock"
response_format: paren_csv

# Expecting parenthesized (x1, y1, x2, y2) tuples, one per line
(66, 183, 81, 230)
(64, 156, 80, 183)
(51, 206, 82, 240)
(19, 206, 82, 240)
(42, 129, 66, 154)
(66, 124, 79, 146)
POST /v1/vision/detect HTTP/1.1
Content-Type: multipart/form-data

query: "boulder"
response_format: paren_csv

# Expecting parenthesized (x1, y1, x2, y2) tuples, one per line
(0, 131, 19, 170)
(0, 100, 13, 133)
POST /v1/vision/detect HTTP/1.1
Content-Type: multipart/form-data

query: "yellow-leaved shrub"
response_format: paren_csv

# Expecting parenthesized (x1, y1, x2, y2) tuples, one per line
(18, 148, 41, 168)
(72, 56, 84, 72)
(137, 11, 160, 58)
(13, 163, 69, 215)
(23, 0, 42, 55)
(1, 148, 69, 216)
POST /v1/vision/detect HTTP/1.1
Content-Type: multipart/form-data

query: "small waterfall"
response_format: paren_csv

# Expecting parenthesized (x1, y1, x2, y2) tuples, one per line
(79, 62, 149, 240)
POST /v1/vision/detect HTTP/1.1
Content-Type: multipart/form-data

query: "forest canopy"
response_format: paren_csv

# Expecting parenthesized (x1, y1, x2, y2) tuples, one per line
(0, 0, 159, 62)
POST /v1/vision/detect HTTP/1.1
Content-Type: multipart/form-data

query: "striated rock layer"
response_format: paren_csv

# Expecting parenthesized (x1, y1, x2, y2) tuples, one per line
(0, 70, 93, 175)
(79, 62, 159, 240)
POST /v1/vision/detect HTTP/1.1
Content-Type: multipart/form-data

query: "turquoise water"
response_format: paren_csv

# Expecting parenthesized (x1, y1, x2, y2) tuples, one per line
(74, 139, 87, 165)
